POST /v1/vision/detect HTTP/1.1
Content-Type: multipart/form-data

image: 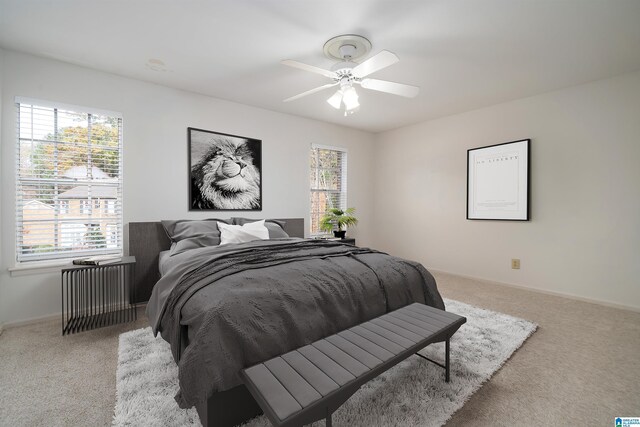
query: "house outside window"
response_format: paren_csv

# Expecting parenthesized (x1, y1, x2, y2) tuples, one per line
(16, 98, 123, 262)
(80, 200, 91, 214)
(106, 224, 118, 249)
(60, 223, 87, 248)
(309, 144, 347, 236)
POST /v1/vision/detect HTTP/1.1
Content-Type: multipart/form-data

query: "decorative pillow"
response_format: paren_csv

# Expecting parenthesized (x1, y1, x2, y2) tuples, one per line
(218, 220, 270, 245)
(232, 218, 289, 238)
(161, 219, 230, 256)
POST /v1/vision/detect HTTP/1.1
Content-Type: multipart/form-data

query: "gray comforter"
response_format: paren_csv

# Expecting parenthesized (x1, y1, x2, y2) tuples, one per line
(146, 239, 444, 409)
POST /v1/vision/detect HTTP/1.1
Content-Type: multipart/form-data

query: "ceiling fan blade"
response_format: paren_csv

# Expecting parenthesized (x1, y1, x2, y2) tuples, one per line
(281, 60, 337, 79)
(283, 83, 339, 102)
(360, 78, 420, 98)
(352, 50, 399, 78)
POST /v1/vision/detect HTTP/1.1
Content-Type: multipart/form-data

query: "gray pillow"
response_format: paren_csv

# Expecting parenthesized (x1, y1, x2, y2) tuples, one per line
(161, 219, 231, 256)
(232, 218, 289, 239)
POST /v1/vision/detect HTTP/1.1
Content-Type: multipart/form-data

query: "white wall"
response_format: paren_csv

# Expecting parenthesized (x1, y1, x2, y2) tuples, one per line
(373, 71, 640, 310)
(0, 49, 375, 324)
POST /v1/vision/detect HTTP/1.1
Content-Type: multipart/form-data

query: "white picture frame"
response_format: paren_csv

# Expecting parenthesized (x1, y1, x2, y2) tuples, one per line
(467, 139, 530, 221)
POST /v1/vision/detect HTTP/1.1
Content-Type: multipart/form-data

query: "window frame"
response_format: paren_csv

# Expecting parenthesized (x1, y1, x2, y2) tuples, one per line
(14, 97, 124, 264)
(309, 144, 348, 236)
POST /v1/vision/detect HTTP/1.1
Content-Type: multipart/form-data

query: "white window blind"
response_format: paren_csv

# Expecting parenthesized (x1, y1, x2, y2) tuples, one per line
(15, 98, 123, 262)
(310, 144, 347, 235)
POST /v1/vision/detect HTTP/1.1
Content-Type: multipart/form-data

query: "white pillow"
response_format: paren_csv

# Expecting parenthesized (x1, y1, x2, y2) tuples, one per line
(217, 220, 269, 245)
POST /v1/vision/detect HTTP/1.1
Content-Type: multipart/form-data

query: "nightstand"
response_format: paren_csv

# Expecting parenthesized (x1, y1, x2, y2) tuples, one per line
(61, 256, 136, 335)
(340, 238, 356, 245)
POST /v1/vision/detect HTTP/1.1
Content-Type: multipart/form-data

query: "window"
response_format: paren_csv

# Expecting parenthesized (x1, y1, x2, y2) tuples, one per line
(309, 144, 347, 235)
(16, 98, 123, 262)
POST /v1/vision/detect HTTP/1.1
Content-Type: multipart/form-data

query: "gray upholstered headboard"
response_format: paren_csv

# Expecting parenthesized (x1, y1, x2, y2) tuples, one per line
(128, 218, 305, 303)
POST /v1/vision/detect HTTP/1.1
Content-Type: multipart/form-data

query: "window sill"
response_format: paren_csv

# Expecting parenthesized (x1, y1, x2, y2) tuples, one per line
(9, 260, 74, 277)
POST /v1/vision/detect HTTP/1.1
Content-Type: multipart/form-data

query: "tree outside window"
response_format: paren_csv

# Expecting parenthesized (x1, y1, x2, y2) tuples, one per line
(310, 146, 347, 235)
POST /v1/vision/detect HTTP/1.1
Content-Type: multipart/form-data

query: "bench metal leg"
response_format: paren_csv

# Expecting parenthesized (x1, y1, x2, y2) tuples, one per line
(445, 338, 450, 383)
(326, 410, 332, 427)
(414, 337, 452, 383)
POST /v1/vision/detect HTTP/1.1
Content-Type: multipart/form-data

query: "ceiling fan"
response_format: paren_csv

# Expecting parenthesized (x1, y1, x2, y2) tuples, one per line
(282, 34, 420, 116)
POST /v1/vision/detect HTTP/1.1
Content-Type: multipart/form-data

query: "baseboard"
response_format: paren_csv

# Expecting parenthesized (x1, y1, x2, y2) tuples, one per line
(3, 303, 147, 329)
(2, 312, 60, 328)
(430, 268, 640, 313)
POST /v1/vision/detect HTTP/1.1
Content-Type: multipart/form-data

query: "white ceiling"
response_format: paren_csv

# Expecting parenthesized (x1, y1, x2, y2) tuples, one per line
(1, 0, 640, 133)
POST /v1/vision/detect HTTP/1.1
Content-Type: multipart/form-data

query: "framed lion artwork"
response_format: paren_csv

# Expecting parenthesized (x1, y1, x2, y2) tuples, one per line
(188, 127, 262, 211)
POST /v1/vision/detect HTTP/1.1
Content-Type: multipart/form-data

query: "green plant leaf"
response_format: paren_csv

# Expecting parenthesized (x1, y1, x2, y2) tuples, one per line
(319, 207, 358, 231)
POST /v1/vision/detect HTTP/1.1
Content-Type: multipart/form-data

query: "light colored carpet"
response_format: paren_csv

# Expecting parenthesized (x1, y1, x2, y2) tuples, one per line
(0, 308, 148, 427)
(1, 272, 639, 426)
(113, 299, 537, 427)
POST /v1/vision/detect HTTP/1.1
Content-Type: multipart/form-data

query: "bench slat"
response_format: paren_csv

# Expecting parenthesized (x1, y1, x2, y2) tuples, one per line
(297, 345, 355, 386)
(396, 310, 452, 332)
(407, 303, 459, 322)
(371, 318, 424, 342)
(402, 306, 455, 324)
(359, 322, 414, 348)
(338, 330, 396, 360)
(396, 306, 451, 327)
(312, 340, 369, 377)
(264, 357, 323, 408)
(281, 351, 340, 397)
(384, 312, 440, 336)
(389, 311, 445, 333)
(243, 364, 302, 421)
(326, 335, 383, 369)
(348, 325, 405, 355)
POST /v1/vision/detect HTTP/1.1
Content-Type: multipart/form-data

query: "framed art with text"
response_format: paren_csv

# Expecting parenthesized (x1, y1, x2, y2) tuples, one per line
(188, 127, 262, 211)
(467, 139, 530, 221)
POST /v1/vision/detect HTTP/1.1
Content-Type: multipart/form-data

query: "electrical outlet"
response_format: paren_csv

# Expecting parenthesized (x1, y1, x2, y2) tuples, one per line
(511, 259, 521, 269)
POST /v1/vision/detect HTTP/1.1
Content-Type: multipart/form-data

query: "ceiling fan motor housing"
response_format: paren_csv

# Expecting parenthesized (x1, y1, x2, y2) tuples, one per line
(325, 35, 373, 84)
(331, 61, 359, 78)
(339, 44, 357, 59)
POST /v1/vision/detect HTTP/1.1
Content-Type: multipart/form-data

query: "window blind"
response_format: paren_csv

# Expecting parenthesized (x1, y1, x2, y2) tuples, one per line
(309, 144, 347, 235)
(15, 98, 124, 262)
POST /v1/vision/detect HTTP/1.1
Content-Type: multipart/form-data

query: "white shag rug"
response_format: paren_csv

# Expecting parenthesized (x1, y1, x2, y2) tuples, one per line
(113, 299, 537, 427)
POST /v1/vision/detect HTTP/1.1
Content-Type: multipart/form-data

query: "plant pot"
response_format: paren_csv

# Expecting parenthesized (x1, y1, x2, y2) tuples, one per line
(333, 230, 347, 239)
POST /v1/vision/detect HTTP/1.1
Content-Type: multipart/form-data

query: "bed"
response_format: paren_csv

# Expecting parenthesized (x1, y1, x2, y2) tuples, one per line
(129, 218, 445, 427)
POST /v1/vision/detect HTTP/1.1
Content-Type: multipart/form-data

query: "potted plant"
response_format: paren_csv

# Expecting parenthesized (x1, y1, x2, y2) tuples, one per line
(320, 207, 358, 239)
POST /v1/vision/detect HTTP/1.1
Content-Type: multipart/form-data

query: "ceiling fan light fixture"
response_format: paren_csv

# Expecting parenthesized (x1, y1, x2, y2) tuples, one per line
(327, 90, 343, 109)
(342, 86, 359, 110)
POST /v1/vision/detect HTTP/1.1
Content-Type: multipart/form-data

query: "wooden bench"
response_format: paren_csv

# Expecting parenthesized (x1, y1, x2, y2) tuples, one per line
(241, 303, 466, 427)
